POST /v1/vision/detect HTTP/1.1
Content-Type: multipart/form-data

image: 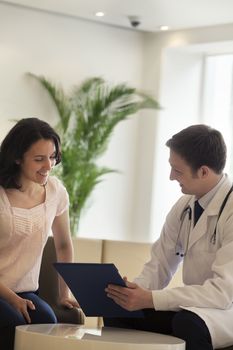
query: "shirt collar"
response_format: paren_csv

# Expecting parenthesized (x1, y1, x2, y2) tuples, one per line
(198, 174, 225, 210)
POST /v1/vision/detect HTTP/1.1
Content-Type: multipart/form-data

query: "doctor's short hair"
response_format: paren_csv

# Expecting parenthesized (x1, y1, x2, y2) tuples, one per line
(0, 117, 61, 189)
(166, 124, 226, 174)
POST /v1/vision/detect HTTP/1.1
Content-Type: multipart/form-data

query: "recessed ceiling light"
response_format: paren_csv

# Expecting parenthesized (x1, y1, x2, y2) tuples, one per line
(159, 25, 169, 31)
(95, 11, 105, 17)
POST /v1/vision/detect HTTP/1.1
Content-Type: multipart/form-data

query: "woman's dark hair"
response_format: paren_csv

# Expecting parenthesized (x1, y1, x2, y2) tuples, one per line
(166, 124, 226, 174)
(0, 117, 61, 189)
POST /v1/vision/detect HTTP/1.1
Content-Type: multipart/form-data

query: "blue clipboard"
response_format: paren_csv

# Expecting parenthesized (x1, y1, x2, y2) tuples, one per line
(54, 262, 144, 318)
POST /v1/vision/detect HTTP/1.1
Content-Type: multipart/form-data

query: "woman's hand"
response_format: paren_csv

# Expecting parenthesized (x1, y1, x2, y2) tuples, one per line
(59, 296, 80, 309)
(8, 294, 35, 323)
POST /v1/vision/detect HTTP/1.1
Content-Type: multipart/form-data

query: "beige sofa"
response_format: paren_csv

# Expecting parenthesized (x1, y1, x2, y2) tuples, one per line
(72, 237, 183, 327)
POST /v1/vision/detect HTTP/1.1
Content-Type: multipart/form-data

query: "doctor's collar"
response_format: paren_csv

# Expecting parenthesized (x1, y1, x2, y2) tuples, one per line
(195, 174, 225, 210)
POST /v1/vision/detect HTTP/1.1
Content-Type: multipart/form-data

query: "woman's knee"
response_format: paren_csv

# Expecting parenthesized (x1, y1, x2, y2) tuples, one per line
(20, 293, 57, 324)
(0, 298, 26, 327)
(29, 301, 57, 323)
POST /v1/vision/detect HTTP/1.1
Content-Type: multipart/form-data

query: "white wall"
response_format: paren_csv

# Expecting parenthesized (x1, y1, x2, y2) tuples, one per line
(2, 2, 233, 243)
(151, 49, 203, 238)
(0, 2, 151, 241)
(140, 24, 233, 241)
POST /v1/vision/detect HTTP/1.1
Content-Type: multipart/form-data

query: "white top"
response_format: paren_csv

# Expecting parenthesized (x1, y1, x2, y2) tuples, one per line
(0, 176, 69, 292)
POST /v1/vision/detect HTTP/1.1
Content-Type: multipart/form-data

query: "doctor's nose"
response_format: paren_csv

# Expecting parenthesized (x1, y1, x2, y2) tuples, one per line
(170, 169, 176, 181)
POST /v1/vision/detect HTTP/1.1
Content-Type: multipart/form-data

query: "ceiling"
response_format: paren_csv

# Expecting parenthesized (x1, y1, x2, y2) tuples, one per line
(2, 0, 233, 33)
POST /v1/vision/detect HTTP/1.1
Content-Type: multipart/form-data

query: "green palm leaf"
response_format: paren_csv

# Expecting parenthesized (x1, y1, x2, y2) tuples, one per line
(28, 73, 160, 235)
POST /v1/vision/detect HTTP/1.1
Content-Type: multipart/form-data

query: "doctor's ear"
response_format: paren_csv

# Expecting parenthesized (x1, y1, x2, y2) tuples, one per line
(199, 166, 209, 178)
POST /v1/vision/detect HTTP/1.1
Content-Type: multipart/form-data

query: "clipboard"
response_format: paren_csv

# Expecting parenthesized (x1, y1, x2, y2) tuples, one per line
(54, 262, 144, 318)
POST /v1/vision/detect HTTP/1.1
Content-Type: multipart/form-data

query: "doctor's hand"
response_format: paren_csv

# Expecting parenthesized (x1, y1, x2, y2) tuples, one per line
(105, 277, 154, 311)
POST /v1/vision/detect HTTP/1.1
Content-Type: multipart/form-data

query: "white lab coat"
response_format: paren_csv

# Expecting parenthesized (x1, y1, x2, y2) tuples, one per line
(134, 176, 233, 349)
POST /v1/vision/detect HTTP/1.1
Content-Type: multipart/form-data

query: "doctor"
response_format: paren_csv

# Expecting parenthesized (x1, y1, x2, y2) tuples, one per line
(105, 124, 233, 350)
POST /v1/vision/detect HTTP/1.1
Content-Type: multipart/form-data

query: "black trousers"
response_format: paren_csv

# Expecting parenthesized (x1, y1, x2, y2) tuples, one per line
(104, 309, 213, 350)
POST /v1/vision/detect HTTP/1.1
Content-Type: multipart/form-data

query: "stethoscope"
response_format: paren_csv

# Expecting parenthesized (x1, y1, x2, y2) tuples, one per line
(175, 185, 233, 257)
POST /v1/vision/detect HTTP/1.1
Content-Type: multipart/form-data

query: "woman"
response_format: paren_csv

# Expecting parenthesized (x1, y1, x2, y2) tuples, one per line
(0, 117, 78, 348)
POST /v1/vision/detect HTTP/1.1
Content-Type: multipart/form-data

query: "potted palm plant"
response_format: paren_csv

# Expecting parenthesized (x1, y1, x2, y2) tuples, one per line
(27, 73, 160, 235)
